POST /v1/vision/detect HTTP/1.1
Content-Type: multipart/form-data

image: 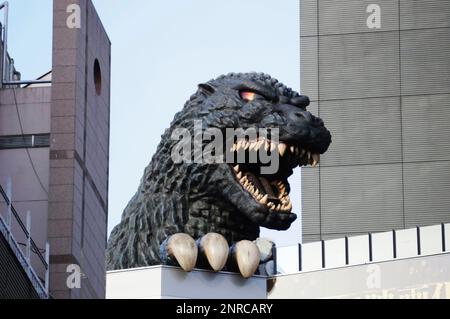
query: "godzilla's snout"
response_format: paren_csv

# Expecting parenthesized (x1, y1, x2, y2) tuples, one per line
(273, 102, 332, 154)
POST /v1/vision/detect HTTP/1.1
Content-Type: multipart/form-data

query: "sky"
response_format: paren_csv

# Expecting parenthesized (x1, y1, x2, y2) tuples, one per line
(6, 0, 302, 247)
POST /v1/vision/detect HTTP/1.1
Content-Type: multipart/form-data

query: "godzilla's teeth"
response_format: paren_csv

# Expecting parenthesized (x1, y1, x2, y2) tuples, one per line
(236, 172, 242, 179)
(300, 149, 305, 156)
(257, 140, 265, 151)
(312, 153, 320, 167)
(264, 141, 270, 151)
(240, 176, 246, 183)
(290, 146, 295, 154)
(257, 194, 263, 200)
(307, 151, 311, 160)
(295, 147, 300, 156)
(260, 194, 268, 205)
(285, 201, 292, 211)
(234, 165, 240, 172)
(278, 143, 287, 157)
(276, 181, 286, 193)
(276, 204, 282, 211)
(244, 141, 250, 151)
(270, 142, 277, 152)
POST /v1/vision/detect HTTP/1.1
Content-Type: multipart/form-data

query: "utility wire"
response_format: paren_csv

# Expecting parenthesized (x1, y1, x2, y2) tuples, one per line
(12, 87, 49, 196)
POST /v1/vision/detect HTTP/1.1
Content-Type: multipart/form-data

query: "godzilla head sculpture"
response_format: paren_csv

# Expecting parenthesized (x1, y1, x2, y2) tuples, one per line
(107, 72, 331, 278)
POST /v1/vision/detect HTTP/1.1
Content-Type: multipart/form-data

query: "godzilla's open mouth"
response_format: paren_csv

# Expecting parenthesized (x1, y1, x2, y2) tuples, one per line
(229, 137, 321, 214)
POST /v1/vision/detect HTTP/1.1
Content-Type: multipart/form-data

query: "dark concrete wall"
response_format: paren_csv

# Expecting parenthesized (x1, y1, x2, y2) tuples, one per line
(49, 0, 110, 299)
(300, 0, 450, 242)
(0, 231, 41, 299)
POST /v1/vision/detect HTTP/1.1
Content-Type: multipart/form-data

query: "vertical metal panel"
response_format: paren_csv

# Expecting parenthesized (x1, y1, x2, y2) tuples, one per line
(348, 234, 370, 265)
(302, 234, 321, 243)
(298, 243, 303, 271)
(319, 32, 400, 100)
(300, 0, 317, 37)
(400, 0, 450, 29)
(372, 231, 395, 262)
(401, 28, 450, 96)
(445, 224, 450, 252)
(321, 164, 404, 234)
(420, 225, 443, 255)
(307, 102, 319, 119)
(276, 245, 299, 274)
(301, 167, 320, 239)
(396, 227, 417, 259)
(324, 238, 346, 268)
(402, 94, 450, 162)
(320, 97, 402, 166)
(302, 241, 323, 272)
(300, 0, 450, 242)
(404, 161, 450, 227)
(300, 37, 318, 101)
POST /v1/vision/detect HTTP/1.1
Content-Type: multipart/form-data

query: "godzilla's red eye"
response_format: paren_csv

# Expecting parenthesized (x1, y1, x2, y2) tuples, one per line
(240, 91, 256, 102)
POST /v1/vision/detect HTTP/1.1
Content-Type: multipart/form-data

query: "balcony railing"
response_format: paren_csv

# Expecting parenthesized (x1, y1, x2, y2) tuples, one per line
(0, 180, 49, 299)
(275, 223, 450, 275)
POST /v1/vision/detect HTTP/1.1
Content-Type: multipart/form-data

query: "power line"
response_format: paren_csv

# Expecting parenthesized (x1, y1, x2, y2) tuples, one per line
(12, 87, 49, 196)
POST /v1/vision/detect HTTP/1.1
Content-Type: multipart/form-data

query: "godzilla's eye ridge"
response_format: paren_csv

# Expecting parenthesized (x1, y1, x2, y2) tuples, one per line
(240, 91, 262, 102)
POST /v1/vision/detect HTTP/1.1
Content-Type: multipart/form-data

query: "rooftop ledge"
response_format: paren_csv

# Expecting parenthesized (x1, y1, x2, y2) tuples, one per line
(106, 252, 450, 299)
(106, 265, 267, 299)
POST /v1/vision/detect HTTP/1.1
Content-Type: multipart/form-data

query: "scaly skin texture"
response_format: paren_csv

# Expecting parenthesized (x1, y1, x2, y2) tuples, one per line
(106, 73, 331, 271)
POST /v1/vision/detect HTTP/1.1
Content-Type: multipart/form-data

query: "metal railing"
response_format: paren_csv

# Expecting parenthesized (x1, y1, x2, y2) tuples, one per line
(0, 180, 49, 299)
(275, 223, 450, 275)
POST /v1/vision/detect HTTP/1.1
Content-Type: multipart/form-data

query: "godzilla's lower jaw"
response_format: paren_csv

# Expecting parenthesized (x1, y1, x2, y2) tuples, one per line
(233, 164, 292, 213)
(229, 138, 321, 215)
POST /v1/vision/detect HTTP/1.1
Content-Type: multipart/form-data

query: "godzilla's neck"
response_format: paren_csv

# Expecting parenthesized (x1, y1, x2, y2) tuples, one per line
(183, 197, 260, 244)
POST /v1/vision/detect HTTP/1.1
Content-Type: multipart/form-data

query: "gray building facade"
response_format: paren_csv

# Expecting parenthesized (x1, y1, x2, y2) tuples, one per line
(0, 0, 110, 299)
(300, 0, 450, 242)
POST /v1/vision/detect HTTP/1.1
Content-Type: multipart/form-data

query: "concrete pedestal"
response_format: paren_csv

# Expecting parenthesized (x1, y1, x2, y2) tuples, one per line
(107, 254, 450, 299)
(106, 266, 267, 299)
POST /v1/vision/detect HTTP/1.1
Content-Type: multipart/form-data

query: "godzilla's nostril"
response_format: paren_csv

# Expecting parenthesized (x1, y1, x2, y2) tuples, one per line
(295, 111, 312, 122)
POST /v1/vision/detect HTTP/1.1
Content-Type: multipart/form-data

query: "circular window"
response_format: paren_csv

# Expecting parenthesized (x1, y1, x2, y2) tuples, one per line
(93, 59, 102, 96)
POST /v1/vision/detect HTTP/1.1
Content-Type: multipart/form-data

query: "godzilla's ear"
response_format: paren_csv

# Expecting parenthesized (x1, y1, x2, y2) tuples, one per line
(198, 83, 216, 96)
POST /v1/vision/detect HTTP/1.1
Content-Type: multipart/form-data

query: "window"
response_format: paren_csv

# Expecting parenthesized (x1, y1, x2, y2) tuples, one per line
(0, 134, 50, 150)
